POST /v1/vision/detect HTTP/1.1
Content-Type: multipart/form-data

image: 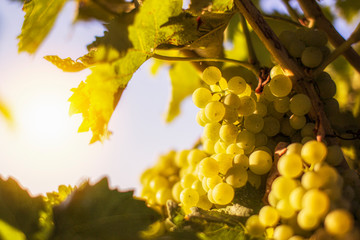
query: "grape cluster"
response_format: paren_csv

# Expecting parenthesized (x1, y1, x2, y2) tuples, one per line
(140, 65, 360, 239)
(279, 28, 329, 69)
(247, 140, 360, 239)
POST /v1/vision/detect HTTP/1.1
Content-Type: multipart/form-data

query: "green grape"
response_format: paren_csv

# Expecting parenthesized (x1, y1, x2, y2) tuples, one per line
(276, 199, 296, 219)
(214, 140, 227, 153)
(270, 65, 285, 79)
(212, 182, 234, 205)
(254, 102, 268, 117)
(301, 171, 323, 189)
(149, 176, 169, 191)
(269, 74, 292, 97)
(205, 101, 226, 123)
(175, 149, 190, 168)
(258, 205, 279, 227)
(289, 114, 306, 130)
(286, 143, 303, 155)
(289, 186, 305, 211)
(192, 87, 212, 108)
(272, 176, 297, 200)
(218, 77, 228, 90)
(323, 98, 340, 117)
(187, 149, 207, 166)
(196, 111, 207, 127)
(303, 29, 328, 47)
(301, 47, 323, 68)
(172, 182, 183, 202)
(273, 224, 294, 240)
(288, 39, 306, 58)
(247, 170, 262, 189)
(280, 118, 296, 136)
(181, 174, 197, 188)
(223, 93, 241, 109)
(273, 97, 290, 113)
(267, 102, 285, 120)
(156, 188, 172, 205)
(191, 180, 206, 196)
(315, 72, 336, 99)
(315, 164, 338, 187)
(180, 188, 199, 206)
(213, 153, 233, 175)
(325, 145, 343, 166)
(324, 209, 354, 236)
(225, 165, 248, 188)
(263, 84, 277, 102)
(236, 129, 256, 151)
(201, 177, 210, 192)
(262, 116, 280, 137)
(238, 96, 256, 116)
(198, 157, 219, 178)
(244, 114, 264, 133)
(203, 122, 221, 141)
(223, 106, 239, 124)
(140, 168, 155, 186)
(300, 122, 315, 138)
(202, 66, 222, 85)
(289, 94, 312, 116)
(227, 76, 247, 94)
(268, 190, 279, 207)
(248, 150, 272, 175)
(196, 194, 213, 210)
(301, 140, 327, 165)
(203, 139, 215, 154)
(278, 153, 303, 178)
(255, 132, 268, 147)
(246, 215, 265, 237)
(297, 209, 320, 231)
(219, 123, 238, 143)
(233, 154, 249, 169)
(226, 143, 244, 155)
(210, 84, 221, 93)
(279, 30, 297, 48)
(302, 189, 329, 217)
(206, 175, 222, 189)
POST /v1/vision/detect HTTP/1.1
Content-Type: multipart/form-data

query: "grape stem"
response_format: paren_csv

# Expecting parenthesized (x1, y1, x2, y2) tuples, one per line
(297, 0, 360, 74)
(263, 14, 303, 28)
(151, 53, 259, 75)
(281, 0, 308, 26)
(313, 23, 360, 76)
(239, 14, 259, 67)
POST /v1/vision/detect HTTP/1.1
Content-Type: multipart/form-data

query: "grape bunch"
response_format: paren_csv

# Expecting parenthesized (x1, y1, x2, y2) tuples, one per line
(278, 28, 329, 69)
(140, 65, 360, 239)
(247, 140, 360, 239)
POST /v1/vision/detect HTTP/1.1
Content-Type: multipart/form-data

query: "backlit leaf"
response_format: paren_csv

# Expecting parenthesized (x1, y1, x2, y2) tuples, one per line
(44, 56, 87, 72)
(51, 177, 160, 240)
(18, 0, 67, 54)
(335, 0, 360, 22)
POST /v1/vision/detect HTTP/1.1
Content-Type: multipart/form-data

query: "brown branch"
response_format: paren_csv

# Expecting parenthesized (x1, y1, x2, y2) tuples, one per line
(234, 0, 337, 145)
(297, 0, 360, 74)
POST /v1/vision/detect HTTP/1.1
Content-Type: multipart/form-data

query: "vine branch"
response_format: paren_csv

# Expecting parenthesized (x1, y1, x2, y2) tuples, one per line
(297, 0, 360, 74)
(239, 14, 259, 66)
(151, 53, 259, 75)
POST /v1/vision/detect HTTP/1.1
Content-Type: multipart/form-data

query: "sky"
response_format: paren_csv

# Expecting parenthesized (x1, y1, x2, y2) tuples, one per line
(0, 1, 201, 196)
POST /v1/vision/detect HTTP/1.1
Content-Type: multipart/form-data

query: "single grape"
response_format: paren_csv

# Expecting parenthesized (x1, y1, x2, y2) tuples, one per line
(270, 65, 285, 79)
(192, 87, 212, 108)
(149, 176, 169, 191)
(289, 94, 311, 116)
(271, 176, 297, 200)
(205, 101, 226, 123)
(269, 74, 292, 97)
(187, 149, 207, 166)
(212, 182, 234, 205)
(278, 153, 303, 178)
(198, 157, 219, 178)
(301, 47, 323, 68)
(233, 154, 249, 169)
(196, 194, 213, 210)
(223, 106, 239, 123)
(302, 189, 330, 217)
(181, 174, 197, 188)
(324, 209, 354, 236)
(219, 123, 238, 143)
(180, 188, 199, 206)
(286, 143, 303, 155)
(248, 150, 272, 175)
(223, 93, 241, 109)
(191, 180, 206, 196)
(258, 205, 279, 227)
(289, 114, 306, 130)
(213, 153, 233, 175)
(325, 145, 343, 166)
(203, 122, 221, 141)
(276, 199, 296, 219)
(301, 171, 323, 189)
(206, 175, 222, 189)
(315, 72, 336, 99)
(226, 143, 244, 155)
(300, 122, 315, 138)
(297, 209, 320, 230)
(301, 140, 327, 165)
(273, 97, 290, 113)
(225, 165, 248, 188)
(273, 224, 294, 240)
(227, 76, 247, 94)
(172, 182, 183, 202)
(156, 188, 173, 205)
(237, 130, 256, 151)
(254, 102, 268, 117)
(262, 116, 280, 137)
(289, 186, 305, 211)
(202, 66, 222, 85)
(244, 114, 264, 134)
(245, 215, 265, 237)
(238, 96, 256, 116)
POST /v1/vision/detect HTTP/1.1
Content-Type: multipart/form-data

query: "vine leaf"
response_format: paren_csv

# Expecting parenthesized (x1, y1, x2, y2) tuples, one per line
(0, 177, 46, 240)
(44, 56, 88, 72)
(335, 0, 360, 22)
(50, 177, 160, 240)
(18, 0, 67, 54)
(165, 61, 201, 122)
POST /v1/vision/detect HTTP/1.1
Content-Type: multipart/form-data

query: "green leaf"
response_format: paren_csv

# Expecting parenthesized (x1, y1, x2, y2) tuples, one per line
(198, 224, 247, 240)
(44, 56, 87, 72)
(0, 220, 26, 240)
(335, 0, 360, 22)
(75, 0, 135, 22)
(165, 61, 201, 122)
(0, 176, 46, 240)
(18, 0, 67, 54)
(211, 0, 233, 12)
(50, 177, 160, 240)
